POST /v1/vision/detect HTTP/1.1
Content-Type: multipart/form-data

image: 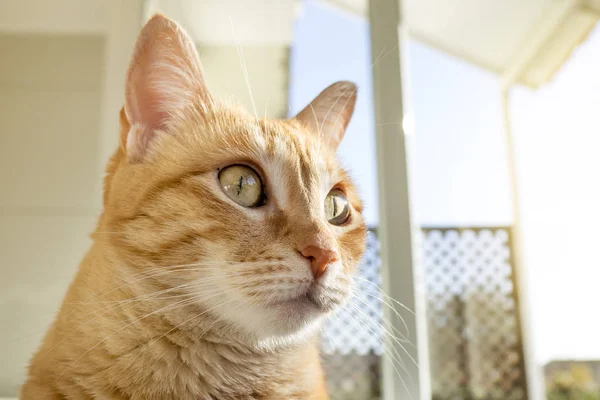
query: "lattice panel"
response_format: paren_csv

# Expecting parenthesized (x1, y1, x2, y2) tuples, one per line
(320, 227, 526, 400)
(321, 231, 382, 399)
(321, 230, 383, 356)
(423, 228, 527, 400)
(322, 353, 381, 400)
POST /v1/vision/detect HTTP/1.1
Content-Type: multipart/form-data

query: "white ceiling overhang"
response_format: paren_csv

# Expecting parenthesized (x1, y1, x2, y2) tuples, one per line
(0, 0, 296, 45)
(323, 0, 600, 87)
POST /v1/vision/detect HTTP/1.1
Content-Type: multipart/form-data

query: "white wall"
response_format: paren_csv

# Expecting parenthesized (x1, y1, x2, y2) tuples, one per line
(0, 34, 104, 395)
(197, 44, 290, 119)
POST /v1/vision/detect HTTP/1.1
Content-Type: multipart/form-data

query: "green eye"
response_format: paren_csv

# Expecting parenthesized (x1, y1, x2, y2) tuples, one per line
(324, 189, 350, 225)
(218, 165, 265, 207)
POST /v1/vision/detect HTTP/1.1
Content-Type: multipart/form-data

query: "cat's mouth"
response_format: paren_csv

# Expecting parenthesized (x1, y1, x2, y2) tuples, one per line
(272, 286, 342, 315)
(273, 293, 318, 311)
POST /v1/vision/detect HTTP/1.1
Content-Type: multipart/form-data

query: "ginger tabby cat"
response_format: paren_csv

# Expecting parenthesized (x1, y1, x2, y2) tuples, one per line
(21, 14, 366, 400)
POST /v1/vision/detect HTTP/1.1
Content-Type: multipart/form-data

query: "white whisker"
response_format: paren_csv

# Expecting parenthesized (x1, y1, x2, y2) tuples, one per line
(346, 301, 415, 400)
(229, 15, 258, 120)
(354, 275, 415, 315)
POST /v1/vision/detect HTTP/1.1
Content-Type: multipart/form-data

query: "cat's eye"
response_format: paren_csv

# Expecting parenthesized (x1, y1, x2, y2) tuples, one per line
(324, 189, 350, 225)
(218, 165, 265, 208)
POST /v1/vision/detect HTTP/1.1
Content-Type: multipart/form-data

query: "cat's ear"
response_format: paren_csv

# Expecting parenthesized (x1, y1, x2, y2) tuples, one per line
(293, 81, 357, 150)
(123, 14, 211, 161)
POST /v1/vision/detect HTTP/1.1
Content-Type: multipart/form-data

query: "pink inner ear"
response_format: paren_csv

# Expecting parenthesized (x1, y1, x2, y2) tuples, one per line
(122, 14, 211, 161)
(126, 74, 171, 136)
(124, 70, 171, 160)
(293, 81, 357, 151)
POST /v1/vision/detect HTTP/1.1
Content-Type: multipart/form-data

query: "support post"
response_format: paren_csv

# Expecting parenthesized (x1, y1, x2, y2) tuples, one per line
(500, 86, 545, 400)
(368, 0, 430, 398)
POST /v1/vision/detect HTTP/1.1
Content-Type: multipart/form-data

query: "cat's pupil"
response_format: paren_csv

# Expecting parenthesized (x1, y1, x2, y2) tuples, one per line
(333, 197, 338, 217)
(218, 165, 264, 208)
(237, 176, 243, 195)
(325, 189, 350, 225)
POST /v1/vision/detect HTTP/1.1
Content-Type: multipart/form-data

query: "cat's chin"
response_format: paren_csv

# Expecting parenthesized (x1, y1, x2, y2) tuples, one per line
(252, 290, 346, 343)
(260, 294, 326, 336)
(272, 293, 321, 314)
(224, 295, 331, 347)
(209, 279, 350, 347)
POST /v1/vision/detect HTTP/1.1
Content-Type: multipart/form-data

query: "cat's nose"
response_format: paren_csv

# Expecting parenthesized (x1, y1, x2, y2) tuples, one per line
(299, 245, 339, 280)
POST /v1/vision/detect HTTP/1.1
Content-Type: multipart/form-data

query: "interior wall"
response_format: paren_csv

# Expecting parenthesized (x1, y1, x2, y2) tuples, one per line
(197, 44, 289, 119)
(0, 34, 104, 396)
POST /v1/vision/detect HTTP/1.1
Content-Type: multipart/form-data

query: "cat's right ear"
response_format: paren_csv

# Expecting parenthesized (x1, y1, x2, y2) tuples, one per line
(292, 81, 357, 151)
(123, 14, 211, 162)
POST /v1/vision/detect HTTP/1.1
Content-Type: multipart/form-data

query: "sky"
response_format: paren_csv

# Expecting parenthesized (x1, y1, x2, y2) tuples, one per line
(290, 0, 600, 366)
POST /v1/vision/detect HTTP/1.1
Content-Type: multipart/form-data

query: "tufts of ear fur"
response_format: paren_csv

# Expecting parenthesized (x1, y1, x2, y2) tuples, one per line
(123, 14, 211, 162)
(293, 81, 357, 150)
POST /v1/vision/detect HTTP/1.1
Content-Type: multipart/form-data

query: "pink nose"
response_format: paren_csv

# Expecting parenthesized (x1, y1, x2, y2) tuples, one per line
(300, 245, 339, 280)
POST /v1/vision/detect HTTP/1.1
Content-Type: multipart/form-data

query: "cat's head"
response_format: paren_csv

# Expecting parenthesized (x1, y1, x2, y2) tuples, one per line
(101, 15, 366, 347)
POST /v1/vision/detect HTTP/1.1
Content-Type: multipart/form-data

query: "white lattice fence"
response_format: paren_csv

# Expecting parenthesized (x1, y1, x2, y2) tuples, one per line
(320, 227, 527, 400)
(321, 231, 383, 399)
(423, 228, 527, 400)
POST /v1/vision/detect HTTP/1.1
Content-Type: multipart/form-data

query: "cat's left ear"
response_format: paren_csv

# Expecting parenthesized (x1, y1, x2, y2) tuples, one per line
(292, 81, 357, 150)
(123, 14, 211, 161)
